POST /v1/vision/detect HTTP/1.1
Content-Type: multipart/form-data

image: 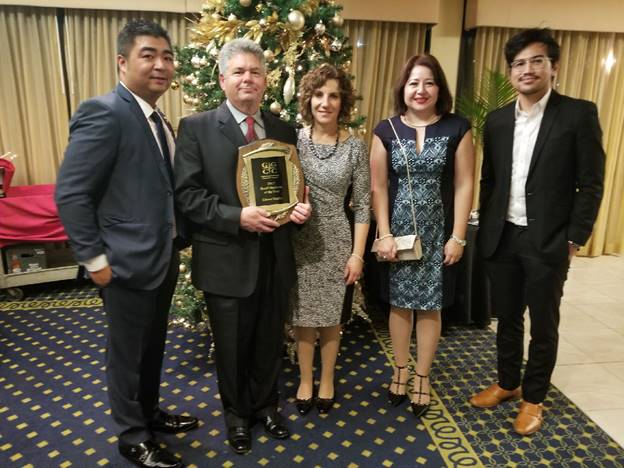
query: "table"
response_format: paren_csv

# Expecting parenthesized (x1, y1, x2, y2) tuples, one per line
(0, 184, 78, 299)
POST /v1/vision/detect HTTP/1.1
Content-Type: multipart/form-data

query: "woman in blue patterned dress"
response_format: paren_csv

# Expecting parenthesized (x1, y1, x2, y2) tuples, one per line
(370, 54, 474, 417)
(290, 64, 370, 415)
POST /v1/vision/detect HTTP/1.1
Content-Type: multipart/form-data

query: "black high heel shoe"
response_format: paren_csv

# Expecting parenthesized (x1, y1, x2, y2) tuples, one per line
(295, 397, 314, 416)
(388, 365, 408, 407)
(410, 372, 430, 418)
(315, 395, 335, 414)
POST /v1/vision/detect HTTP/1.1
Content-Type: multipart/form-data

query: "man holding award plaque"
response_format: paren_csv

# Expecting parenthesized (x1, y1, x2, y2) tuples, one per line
(175, 38, 311, 455)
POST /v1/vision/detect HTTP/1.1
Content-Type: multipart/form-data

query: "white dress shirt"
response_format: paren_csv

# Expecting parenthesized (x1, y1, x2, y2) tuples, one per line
(507, 89, 552, 226)
(82, 82, 175, 272)
(226, 100, 266, 140)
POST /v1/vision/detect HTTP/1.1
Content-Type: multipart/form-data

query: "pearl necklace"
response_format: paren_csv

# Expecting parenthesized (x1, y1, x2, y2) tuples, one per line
(308, 126, 340, 160)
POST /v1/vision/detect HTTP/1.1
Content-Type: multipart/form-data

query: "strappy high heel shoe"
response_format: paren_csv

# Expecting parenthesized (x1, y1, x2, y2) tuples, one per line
(388, 365, 408, 407)
(410, 372, 430, 418)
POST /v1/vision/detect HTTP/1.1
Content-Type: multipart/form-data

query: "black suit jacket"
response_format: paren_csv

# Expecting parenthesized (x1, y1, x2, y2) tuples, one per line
(174, 102, 297, 297)
(478, 91, 605, 262)
(56, 83, 179, 289)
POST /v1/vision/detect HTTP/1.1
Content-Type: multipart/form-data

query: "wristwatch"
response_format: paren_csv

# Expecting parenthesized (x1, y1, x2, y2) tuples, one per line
(450, 235, 467, 247)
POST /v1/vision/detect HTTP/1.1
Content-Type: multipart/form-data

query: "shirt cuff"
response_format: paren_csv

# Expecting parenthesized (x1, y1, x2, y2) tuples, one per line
(81, 254, 109, 272)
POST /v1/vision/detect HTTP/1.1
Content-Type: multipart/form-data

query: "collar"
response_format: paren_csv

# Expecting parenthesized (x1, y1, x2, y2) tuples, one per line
(515, 88, 552, 118)
(226, 100, 264, 128)
(120, 81, 157, 118)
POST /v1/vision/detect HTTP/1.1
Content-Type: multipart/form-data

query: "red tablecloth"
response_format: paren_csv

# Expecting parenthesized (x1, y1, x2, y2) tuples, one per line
(0, 184, 68, 247)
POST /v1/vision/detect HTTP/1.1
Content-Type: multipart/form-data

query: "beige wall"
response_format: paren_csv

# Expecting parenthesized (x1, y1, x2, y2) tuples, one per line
(430, 0, 464, 100)
(3, 0, 439, 23)
(466, 0, 624, 33)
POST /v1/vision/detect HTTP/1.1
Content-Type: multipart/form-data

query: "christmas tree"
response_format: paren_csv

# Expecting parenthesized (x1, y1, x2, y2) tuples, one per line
(173, 0, 364, 128)
(169, 0, 366, 327)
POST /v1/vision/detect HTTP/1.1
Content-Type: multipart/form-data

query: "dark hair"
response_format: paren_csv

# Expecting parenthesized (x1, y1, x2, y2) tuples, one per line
(298, 64, 356, 126)
(117, 19, 172, 57)
(504, 28, 560, 66)
(393, 54, 452, 116)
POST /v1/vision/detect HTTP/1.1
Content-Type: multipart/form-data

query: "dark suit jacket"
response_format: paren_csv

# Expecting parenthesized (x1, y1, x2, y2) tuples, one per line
(478, 91, 605, 262)
(55, 83, 178, 290)
(174, 102, 297, 297)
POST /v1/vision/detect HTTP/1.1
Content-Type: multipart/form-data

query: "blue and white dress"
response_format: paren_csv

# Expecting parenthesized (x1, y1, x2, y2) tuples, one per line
(373, 114, 470, 311)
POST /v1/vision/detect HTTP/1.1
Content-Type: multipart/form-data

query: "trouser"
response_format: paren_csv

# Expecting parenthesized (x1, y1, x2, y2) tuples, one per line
(205, 236, 286, 428)
(102, 249, 179, 444)
(485, 222, 569, 403)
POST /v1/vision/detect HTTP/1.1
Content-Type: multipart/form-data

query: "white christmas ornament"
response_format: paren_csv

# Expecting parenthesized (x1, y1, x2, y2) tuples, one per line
(283, 73, 296, 105)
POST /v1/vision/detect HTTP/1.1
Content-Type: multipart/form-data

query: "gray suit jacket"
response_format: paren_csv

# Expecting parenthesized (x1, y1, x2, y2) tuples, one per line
(174, 102, 297, 297)
(55, 83, 178, 289)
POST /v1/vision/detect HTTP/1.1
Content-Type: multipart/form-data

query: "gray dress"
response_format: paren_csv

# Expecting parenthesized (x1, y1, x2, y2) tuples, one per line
(290, 128, 370, 327)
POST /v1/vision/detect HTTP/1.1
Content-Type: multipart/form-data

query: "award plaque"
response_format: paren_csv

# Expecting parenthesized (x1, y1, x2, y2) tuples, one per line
(236, 139, 304, 225)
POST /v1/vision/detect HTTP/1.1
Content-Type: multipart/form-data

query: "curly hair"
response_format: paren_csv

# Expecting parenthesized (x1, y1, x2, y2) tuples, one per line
(298, 64, 355, 126)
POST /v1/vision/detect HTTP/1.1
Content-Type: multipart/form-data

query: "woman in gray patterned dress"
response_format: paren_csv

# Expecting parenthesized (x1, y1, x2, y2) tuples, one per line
(290, 64, 370, 415)
(370, 54, 474, 417)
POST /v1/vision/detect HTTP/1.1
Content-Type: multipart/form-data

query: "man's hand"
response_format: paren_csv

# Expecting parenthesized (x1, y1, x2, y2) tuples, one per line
(290, 186, 312, 224)
(240, 206, 280, 233)
(568, 243, 580, 261)
(89, 265, 112, 287)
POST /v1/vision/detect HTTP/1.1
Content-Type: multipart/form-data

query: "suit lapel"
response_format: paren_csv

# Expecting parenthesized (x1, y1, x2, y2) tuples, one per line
(217, 102, 247, 148)
(497, 103, 516, 193)
(262, 111, 276, 139)
(116, 83, 172, 188)
(527, 91, 561, 178)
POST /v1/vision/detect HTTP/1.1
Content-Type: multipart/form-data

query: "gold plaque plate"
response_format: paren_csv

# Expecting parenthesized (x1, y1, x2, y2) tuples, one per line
(236, 139, 304, 225)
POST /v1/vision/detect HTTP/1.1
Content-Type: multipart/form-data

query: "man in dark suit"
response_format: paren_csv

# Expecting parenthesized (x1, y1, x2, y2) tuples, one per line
(55, 20, 197, 468)
(174, 38, 311, 455)
(469, 29, 605, 435)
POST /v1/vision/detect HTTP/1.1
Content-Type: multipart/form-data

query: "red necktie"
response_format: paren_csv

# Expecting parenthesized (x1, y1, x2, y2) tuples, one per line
(245, 115, 258, 143)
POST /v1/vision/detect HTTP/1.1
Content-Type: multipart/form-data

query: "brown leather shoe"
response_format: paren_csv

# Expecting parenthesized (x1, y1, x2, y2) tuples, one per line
(513, 401, 543, 435)
(469, 383, 521, 408)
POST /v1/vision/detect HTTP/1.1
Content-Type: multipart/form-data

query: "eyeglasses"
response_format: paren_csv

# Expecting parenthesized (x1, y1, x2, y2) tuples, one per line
(510, 55, 551, 71)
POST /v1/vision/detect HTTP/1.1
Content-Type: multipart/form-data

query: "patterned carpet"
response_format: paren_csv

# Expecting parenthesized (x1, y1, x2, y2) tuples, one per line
(1, 281, 623, 467)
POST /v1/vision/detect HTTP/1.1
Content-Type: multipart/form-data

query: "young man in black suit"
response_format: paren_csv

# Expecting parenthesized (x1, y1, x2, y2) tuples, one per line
(56, 20, 197, 468)
(469, 28, 605, 435)
(174, 38, 311, 455)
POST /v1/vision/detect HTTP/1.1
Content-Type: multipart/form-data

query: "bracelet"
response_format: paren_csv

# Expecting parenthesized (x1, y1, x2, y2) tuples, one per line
(350, 253, 365, 263)
(377, 233, 394, 241)
(450, 234, 467, 247)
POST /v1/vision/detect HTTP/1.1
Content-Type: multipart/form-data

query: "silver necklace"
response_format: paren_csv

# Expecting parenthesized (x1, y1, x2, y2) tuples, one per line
(308, 126, 340, 160)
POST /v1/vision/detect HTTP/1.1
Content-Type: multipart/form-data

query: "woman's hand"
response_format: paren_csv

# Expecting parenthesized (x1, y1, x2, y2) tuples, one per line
(376, 236, 398, 262)
(344, 255, 364, 285)
(443, 238, 464, 265)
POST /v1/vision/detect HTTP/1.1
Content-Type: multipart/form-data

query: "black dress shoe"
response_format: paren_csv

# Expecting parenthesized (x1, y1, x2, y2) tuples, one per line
(150, 413, 199, 434)
(227, 426, 251, 455)
(315, 395, 335, 414)
(295, 397, 314, 416)
(119, 440, 184, 468)
(260, 414, 290, 439)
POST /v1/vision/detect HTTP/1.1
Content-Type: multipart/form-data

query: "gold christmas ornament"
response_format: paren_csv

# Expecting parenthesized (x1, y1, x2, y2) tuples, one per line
(314, 21, 326, 35)
(256, 3, 264, 12)
(170, 81, 180, 90)
(332, 12, 344, 27)
(287, 10, 305, 30)
(228, 13, 237, 21)
(263, 49, 275, 63)
(269, 101, 282, 114)
(259, 18, 267, 27)
(176, 300, 183, 307)
(330, 38, 342, 52)
(239, 0, 252, 6)
(179, 263, 187, 273)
